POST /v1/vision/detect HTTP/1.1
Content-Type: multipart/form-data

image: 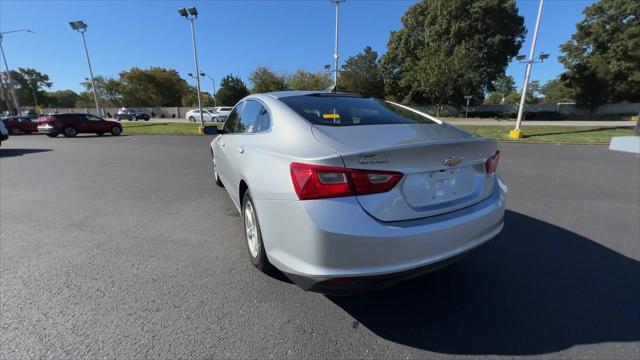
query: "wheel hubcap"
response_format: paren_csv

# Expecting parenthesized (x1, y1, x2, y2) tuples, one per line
(244, 202, 260, 258)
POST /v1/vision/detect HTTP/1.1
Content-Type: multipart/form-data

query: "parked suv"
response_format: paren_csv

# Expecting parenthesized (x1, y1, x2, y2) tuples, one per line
(3, 116, 38, 135)
(37, 113, 123, 137)
(114, 108, 150, 121)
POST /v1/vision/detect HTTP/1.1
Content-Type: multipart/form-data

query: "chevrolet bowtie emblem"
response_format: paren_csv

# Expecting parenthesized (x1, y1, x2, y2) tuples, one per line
(443, 156, 463, 167)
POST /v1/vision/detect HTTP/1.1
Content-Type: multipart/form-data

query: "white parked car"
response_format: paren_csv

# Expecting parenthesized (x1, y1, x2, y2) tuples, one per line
(185, 108, 227, 123)
(210, 91, 507, 294)
(212, 106, 233, 121)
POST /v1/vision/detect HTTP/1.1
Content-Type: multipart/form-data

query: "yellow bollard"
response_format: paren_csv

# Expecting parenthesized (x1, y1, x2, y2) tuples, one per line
(508, 129, 524, 139)
(198, 125, 204, 134)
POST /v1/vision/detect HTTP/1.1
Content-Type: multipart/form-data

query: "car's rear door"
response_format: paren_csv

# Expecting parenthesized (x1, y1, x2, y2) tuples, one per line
(220, 100, 263, 206)
(214, 102, 243, 197)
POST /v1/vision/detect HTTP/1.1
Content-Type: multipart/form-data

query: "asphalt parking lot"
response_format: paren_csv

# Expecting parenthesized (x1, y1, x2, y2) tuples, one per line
(1, 134, 639, 359)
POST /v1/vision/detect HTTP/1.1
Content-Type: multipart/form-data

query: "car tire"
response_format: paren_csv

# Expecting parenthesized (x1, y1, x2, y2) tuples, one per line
(132, 115, 137, 121)
(115, 116, 120, 121)
(189, 116, 195, 122)
(144, 117, 149, 121)
(46, 133, 59, 138)
(111, 127, 122, 136)
(62, 126, 77, 138)
(211, 152, 224, 187)
(242, 191, 272, 273)
(10, 127, 21, 135)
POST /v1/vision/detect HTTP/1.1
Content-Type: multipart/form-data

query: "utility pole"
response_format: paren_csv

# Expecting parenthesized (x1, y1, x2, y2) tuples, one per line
(330, 0, 345, 91)
(510, 0, 545, 139)
(69, 21, 101, 117)
(179, 7, 205, 132)
(0, 31, 33, 115)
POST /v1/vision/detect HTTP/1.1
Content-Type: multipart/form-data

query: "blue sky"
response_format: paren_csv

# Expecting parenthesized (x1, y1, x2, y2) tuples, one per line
(0, 0, 595, 94)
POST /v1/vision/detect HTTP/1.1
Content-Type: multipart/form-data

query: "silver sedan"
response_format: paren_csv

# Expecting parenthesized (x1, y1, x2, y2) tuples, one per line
(210, 91, 507, 294)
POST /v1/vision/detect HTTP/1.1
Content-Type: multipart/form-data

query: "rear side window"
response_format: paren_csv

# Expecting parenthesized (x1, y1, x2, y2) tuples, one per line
(237, 100, 262, 134)
(223, 102, 242, 133)
(257, 107, 271, 132)
(279, 94, 438, 127)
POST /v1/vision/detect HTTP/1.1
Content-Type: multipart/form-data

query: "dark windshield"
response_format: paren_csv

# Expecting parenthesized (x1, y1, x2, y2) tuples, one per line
(279, 94, 437, 127)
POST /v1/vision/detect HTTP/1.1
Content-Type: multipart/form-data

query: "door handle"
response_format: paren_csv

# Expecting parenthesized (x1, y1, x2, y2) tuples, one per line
(237, 147, 245, 154)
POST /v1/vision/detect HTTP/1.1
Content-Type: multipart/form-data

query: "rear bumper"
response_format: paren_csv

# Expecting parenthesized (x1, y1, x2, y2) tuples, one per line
(37, 125, 56, 134)
(255, 179, 507, 293)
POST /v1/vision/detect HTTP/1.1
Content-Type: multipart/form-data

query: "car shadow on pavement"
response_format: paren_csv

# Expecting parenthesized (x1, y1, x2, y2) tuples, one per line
(0, 148, 52, 157)
(328, 210, 640, 355)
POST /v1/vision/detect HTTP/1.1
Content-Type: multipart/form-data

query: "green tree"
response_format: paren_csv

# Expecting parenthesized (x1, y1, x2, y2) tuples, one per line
(45, 90, 80, 108)
(18, 68, 52, 108)
(526, 80, 542, 104)
(2, 70, 37, 107)
(249, 67, 288, 93)
(81, 76, 123, 107)
(381, 0, 525, 110)
(540, 77, 575, 104)
(216, 74, 249, 106)
(484, 75, 516, 104)
(181, 89, 215, 107)
(117, 67, 191, 106)
(559, 0, 640, 107)
(340, 46, 385, 98)
(288, 69, 332, 91)
(75, 92, 97, 108)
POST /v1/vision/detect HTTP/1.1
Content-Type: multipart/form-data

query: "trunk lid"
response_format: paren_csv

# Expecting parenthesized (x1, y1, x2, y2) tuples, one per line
(311, 123, 498, 222)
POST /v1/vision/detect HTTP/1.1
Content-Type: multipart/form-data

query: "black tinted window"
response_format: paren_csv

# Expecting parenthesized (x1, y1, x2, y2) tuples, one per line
(223, 102, 242, 133)
(237, 100, 262, 134)
(279, 94, 438, 127)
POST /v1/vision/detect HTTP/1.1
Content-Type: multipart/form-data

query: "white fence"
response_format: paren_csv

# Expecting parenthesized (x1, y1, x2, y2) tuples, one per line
(39, 102, 640, 119)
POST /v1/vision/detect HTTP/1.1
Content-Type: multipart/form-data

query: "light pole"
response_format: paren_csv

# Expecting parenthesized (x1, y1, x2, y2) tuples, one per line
(189, 72, 216, 108)
(330, 0, 345, 91)
(510, 0, 546, 139)
(178, 7, 205, 132)
(69, 21, 101, 117)
(204, 74, 217, 107)
(0, 29, 33, 115)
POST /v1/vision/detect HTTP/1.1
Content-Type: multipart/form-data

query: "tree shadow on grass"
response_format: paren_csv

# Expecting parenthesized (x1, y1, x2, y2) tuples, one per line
(328, 210, 640, 355)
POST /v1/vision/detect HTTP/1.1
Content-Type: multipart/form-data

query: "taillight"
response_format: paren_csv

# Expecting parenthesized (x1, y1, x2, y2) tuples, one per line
(290, 162, 403, 200)
(485, 151, 500, 173)
(37, 116, 53, 125)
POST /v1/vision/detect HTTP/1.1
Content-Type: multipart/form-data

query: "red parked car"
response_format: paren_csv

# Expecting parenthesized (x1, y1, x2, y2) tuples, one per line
(3, 116, 38, 135)
(37, 113, 123, 137)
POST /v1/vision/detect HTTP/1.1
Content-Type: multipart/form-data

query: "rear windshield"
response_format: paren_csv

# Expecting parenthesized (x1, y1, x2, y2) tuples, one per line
(279, 94, 437, 127)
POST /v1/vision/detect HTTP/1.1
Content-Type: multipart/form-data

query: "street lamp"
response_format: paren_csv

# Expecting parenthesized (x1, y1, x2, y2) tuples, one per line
(330, 0, 345, 91)
(510, 0, 545, 139)
(0, 29, 34, 115)
(69, 20, 101, 117)
(178, 6, 205, 131)
(202, 73, 217, 107)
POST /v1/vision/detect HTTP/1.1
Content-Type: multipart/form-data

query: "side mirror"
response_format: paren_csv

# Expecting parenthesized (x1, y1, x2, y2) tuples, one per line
(203, 126, 219, 135)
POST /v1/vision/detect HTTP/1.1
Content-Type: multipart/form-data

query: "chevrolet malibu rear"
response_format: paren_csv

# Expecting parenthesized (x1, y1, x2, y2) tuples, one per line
(210, 91, 506, 294)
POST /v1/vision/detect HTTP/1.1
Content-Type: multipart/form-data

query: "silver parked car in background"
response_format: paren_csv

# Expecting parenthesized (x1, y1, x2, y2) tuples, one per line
(185, 108, 230, 123)
(210, 91, 507, 294)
